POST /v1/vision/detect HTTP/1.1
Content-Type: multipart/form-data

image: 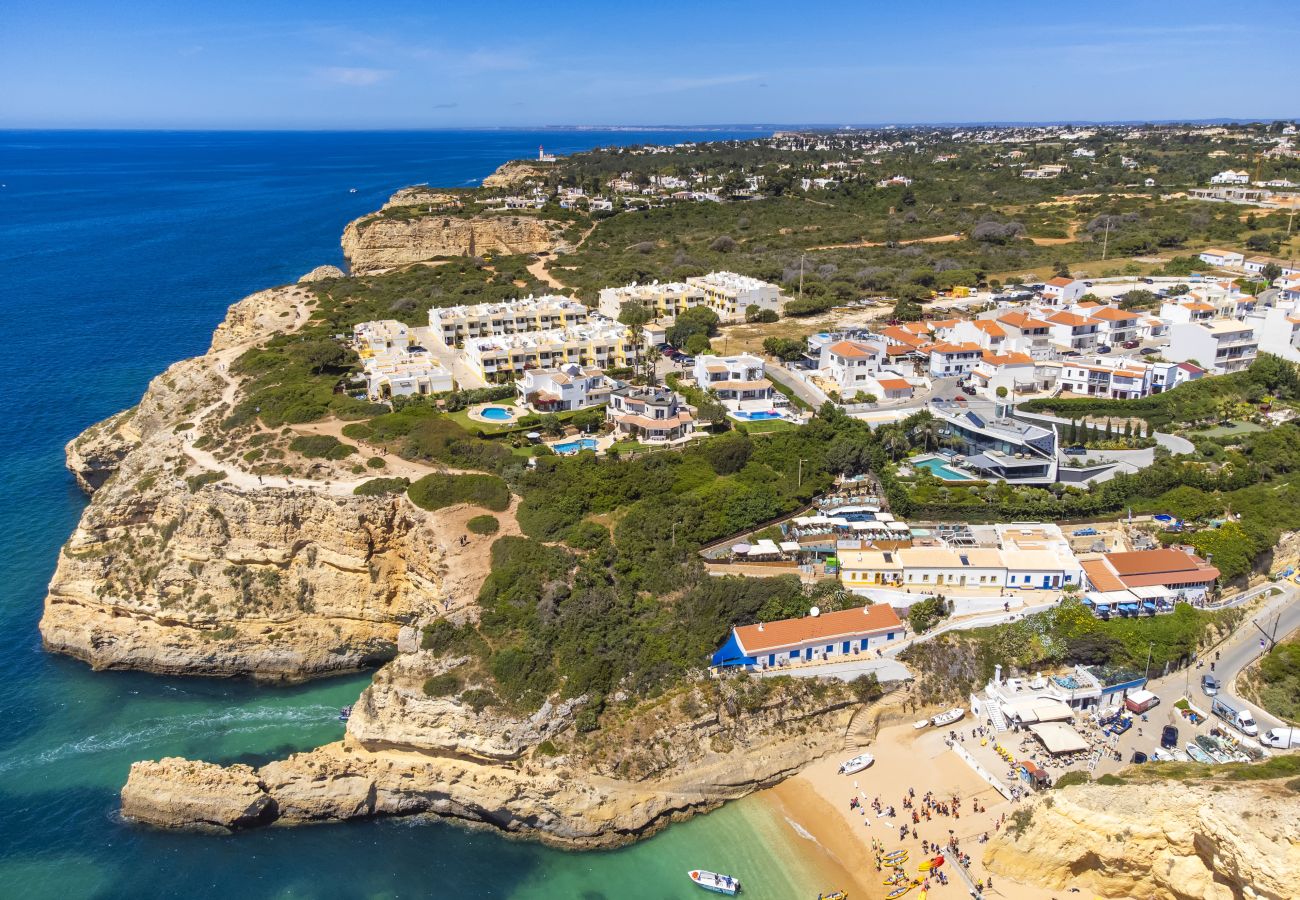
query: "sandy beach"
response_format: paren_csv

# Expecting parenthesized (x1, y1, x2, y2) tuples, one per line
(764, 721, 1059, 900)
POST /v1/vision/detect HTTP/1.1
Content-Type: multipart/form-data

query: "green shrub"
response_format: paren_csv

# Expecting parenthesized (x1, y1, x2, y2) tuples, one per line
(460, 688, 498, 712)
(289, 434, 356, 460)
(366, 456, 386, 469)
(565, 520, 610, 550)
(186, 471, 226, 492)
(408, 473, 510, 512)
(422, 672, 461, 696)
(467, 514, 500, 535)
(353, 477, 410, 496)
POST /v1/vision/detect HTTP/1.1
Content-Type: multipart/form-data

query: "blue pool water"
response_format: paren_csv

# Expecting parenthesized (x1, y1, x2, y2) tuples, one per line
(552, 438, 598, 453)
(0, 128, 869, 899)
(732, 410, 783, 421)
(479, 406, 515, 421)
(913, 457, 975, 481)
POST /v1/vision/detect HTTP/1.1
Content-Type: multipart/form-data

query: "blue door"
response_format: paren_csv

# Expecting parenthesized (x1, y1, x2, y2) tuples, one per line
(1043, 576, 1051, 588)
(842, 641, 851, 654)
(804, 647, 812, 661)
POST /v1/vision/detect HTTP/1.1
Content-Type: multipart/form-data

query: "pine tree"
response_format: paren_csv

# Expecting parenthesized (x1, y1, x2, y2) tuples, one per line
(1124, 420, 1133, 439)
(1105, 419, 1114, 441)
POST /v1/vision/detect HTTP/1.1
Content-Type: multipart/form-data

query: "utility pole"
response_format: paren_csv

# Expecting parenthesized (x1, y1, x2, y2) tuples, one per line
(797, 457, 807, 488)
(1144, 641, 1154, 683)
(1101, 217, 1112, 261)
(799, 253, 806, 298)
(1252, 610, 1283, 652)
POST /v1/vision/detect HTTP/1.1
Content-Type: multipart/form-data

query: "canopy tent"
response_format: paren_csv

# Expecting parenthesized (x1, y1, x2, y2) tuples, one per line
(1029, 722, 1089, 755)
(710, 631, 756, 668)
(779, 541, 801, 553)
(1001, 697, 1075, 724)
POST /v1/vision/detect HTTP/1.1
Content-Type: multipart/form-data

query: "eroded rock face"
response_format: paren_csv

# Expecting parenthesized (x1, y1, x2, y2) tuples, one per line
(480, 161, 550, 188)
(341, 212, 564, 273)
(983, 779, 1300, 900)
(122, 758, 276, 832)
(298, 265, 346, 283)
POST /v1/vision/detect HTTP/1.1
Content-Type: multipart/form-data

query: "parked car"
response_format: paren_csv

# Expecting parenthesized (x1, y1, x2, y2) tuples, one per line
(1140, 277, 1155, 284)
(1098, 345, 1113, 353)
(1139, 347, 1158, 355)
(1122, 340, 1140, 349)
(1083, 281, 1094, 287)
(1160, 725, 1179, 749)
(678, 356, 695, 366)
(1201, 674, 1220, 696)
(1064, 446, 1088, 456)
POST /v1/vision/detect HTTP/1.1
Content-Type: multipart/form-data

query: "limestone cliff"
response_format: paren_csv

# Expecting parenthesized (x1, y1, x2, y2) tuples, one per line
(120, 661, 861, 847)
(983, 778, 1300, 899)
(341, 209, 566, 273)
(481, 161, 551, 188)
(44, 278, 451, 680)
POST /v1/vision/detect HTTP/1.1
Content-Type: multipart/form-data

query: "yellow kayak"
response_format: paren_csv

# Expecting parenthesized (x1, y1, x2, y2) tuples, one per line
(917, 861, 932, 872)
(919, 891, 928, 900)
(884, 875, 907, 886)
(817, 892, 848, 900)
(882, 851, 908, 861)
(885, 885, 912, 900)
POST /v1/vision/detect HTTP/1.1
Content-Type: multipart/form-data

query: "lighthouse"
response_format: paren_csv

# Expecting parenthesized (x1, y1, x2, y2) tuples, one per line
(538, 145, 557, 163)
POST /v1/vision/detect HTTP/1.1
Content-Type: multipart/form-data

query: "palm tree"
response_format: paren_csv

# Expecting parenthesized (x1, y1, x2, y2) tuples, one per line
(883, 431, 909, 461)
(913, 418, 942, 452)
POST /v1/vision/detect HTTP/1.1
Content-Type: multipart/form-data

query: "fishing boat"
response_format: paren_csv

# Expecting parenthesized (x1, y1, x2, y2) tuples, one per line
(689, 870, 741, 895)
(1149, 748, 1171, 762)
(885, 884, 913, 899)
(817, 891, 847, 900)
(338, 705, 353, 723)
(1186, 743, 1214, 764)
(930, 707, 965, 727)
(838, 753, 875, 775)
(1171, 749, 1190, 762)
(912, 719, 931, 730)
(1196, 736, 1231, 763)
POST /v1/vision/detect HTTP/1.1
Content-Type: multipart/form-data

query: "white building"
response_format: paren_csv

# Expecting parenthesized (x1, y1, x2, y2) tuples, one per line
(1210, 170, 1250, 185)
(839, 545, 1082, 593)
(685, 272, 783, 323)
(818, 339, 885, 394)
(1041, 277, 1086, 305)
(1198, 248, 1245, 269)
(1166, 319, 1258, 375)
(428, 296, 591, 347)
(515, 364, 614, 413)
(1244, 302, 1300, 362)
(1058, 357, 1151, 400)
(597, 281, 700, 322)
(1046, 310, 1101, 352)
(928, 342, 984, 377)
(606, 385, 696, 443)
(1088, 306, 1141, 346)
(462, 321, 635, 382)
(997, 311, 1057, 359)
(693, 354, 774, 409)
(969, 352, 1039, 399)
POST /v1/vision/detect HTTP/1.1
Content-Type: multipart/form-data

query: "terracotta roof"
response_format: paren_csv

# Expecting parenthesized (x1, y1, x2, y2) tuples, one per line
(975, 321, 1006, 338)
(886, 344, 922, 356)
(998, 312, 1052, 330)
(613, 411, 694, 430)
(1106, 548, 1212, 578)
(1046, 276, 1075, 287)
(1081, 559, 1125, 592)
(735, 604, 903, 656)
(930, 342, 983, 355)
(829, 340, 879, 358)
(711, 379, 772, 392)
(981, 351, 1034, 366)
(876, 378, 912, 391)
(1090, 307, 1138, 322)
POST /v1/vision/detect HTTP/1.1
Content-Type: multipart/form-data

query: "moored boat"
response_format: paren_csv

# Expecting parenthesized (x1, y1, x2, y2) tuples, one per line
(912, 719, 930, 730)
(838, 753, 875, 774)
(930, 707, 965, 727)
(1186, 743, 1214, 764)
(689, 870, 741, 895)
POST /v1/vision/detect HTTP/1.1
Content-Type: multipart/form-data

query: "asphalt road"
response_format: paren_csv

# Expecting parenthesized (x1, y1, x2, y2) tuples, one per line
(1211, 584, 1300, 732)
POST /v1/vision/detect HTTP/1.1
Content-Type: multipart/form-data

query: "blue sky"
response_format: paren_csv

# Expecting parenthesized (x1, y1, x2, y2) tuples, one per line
(3, 0, 1297, 128)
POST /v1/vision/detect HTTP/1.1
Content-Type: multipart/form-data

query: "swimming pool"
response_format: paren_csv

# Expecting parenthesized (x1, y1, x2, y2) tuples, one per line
(479, 406, 515, 421)
(731, 410, 784, 421)
(913, 457, 975, 481)
(552, 438, 598, 454)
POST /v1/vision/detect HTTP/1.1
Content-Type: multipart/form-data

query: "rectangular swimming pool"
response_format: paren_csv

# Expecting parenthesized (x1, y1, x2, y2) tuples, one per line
(913, 457, 975, 481)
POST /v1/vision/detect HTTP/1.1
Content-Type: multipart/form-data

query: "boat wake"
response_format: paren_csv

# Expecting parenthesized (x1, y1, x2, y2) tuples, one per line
(0, 704, 338, 775)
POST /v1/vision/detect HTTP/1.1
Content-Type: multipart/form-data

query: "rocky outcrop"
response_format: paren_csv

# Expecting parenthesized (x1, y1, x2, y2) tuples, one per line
(984, 778, 1300, 899)
(381, 186, 460, 210)
(122, 758, 276, 832)
(118, 671, 860, 846)
(298, 264, 345, 283)
(481, 161, 551, 188)
(341, 212, 566, 273)
(66, 408, 141, 494)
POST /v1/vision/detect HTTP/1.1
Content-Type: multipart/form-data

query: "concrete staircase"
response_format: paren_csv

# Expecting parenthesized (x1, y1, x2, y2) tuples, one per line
(987, 702, 1009, 734)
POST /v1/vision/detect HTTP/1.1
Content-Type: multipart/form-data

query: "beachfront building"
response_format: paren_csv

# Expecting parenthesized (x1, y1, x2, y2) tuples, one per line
(692, 354, 774, 409)
(1166, 319, 1258, 375)
(597, 281, 701, 322)
(1080, 548, 1220, 598)
(462, 321, 635, 383)
(515, 363, 614, 413)
(606, 385, 696, 443)
(685, 271, 783, 323)
(710, 604, 905, 670)
(354, 320, 453, 400)
(427, 296, 591, 347)
(839, 545, 1081, 593)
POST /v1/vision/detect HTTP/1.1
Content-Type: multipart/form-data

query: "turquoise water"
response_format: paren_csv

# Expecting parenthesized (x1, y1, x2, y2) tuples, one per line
(913, 457, 974, 481)
(731, 410, 784, 421)
(0, 129, 849, 898)
(552, 438, 598, 453)
(480, 405, 515, 421)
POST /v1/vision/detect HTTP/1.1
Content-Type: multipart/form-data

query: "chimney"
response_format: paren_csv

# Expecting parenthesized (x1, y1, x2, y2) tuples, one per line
(994, 664, 1003, 684)
(757, 623, 764, 631)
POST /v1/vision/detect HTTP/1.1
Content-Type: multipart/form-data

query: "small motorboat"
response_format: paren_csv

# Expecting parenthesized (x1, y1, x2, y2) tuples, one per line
(338, 705, 353, 723)
(930, 708, 965, 727)
(349, 187, 358, 193)
(1186, 743, 1214, 764)
(1196, 736, 1231, 764)
(689, 870, 741, 895)
(912, 719, 931, 730)
(838, 753, 875, 775)
(1171, 749, 1190, 762)
(1149, 748, 1171, 762)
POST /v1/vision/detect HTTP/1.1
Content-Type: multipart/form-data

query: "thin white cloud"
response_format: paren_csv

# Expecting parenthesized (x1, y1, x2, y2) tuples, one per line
(313, 66, 394, 86)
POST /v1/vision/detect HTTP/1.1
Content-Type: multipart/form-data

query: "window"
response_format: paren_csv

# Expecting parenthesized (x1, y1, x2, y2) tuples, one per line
(790, 650, 798, 659)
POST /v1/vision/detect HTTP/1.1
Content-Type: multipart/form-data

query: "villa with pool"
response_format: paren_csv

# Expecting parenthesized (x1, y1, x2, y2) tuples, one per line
(606, 385, 697, 444)
(516, 363, 614, 413)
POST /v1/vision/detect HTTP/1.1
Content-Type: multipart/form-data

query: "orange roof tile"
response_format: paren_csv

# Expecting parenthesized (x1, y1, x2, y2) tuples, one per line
(734, 604, 904, 656)
(1091, 307, 1138, 322)
(829, 340, 879, 359)
(876, 378, 912, 390)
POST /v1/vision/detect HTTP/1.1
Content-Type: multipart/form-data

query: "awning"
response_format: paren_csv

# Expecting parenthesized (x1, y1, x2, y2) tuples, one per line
(779, 541, 801, 552)
(1095, 604, 1111, 612)
(1029, 722, 1089, 755)
(732, 544, 752, 553)
(1142, 601, 1157, 610)
(711, 631, 757, 668)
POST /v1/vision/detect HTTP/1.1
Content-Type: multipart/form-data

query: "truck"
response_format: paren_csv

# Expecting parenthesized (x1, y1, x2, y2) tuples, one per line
(1124, 689, 1160, 715)
(1211, 698, 1259, 736)
(1262, 727, 1300, 749)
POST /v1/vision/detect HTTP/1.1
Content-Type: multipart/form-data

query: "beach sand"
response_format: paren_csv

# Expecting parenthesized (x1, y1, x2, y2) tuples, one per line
(763, 722, 1058, 900)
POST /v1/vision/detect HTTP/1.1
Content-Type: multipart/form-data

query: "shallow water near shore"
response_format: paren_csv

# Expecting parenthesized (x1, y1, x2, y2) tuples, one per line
(0, 128, 850, 898)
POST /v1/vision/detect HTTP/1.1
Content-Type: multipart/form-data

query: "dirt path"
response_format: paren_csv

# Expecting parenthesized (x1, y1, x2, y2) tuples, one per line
(527, 257, 567, 291)
(809, 233, 964, 252)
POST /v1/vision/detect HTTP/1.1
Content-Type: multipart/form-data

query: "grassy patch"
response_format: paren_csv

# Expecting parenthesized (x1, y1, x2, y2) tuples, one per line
(466, 514, 500, 535)
(353, 477, 411, 497)
(289, 434, 356, 460)
(408, 473, 511, 512)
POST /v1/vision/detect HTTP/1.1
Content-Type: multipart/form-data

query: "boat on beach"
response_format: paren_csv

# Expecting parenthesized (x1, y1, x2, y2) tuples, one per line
(1186, 743, 1214, 764)
(838, 753, 875, 774)
(689, 870, 741, 895)
(930, 708, 965, 727)
(912, 719, 930, 729)
(817, 891, 847, 900)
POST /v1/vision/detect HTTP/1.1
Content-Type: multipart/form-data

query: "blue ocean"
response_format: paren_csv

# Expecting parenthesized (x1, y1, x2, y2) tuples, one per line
(0, 130, 839, 899)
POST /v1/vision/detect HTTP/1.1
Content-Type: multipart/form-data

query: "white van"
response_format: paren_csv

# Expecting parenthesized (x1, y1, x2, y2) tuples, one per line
(1263, 727, 1300, 749)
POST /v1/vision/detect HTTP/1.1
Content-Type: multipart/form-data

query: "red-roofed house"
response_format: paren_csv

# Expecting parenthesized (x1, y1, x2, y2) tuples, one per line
(928, 342, 984, 377)
(1081, 549, 1220, 597)
(1048, 310, 1101, 352)
(1042, 277, 1086, 304)
(969, 350, 1039, 400)
(711, 604, 905, 669)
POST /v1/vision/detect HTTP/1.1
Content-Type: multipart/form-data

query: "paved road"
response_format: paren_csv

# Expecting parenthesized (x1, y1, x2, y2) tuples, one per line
(765, 362, 828, 408)
(1212, 584, 1300, 732)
